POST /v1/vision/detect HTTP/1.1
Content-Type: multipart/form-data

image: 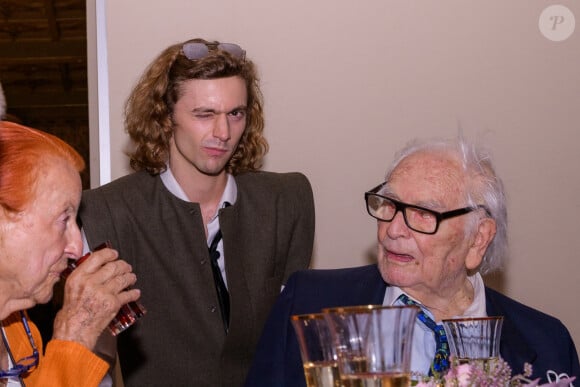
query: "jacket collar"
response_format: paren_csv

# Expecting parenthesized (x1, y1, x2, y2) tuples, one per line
(362, 266, 538, 371)
(485, 287, 537, 371)
(376, 273, 538, 371)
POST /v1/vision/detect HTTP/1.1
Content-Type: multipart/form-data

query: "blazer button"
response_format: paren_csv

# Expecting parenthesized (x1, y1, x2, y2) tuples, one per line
(200, 259, 207, 265)
(210, 306, 217, 313)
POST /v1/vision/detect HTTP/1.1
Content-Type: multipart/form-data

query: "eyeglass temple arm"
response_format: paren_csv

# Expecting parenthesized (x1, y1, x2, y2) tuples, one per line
(367, 182, 387, 194)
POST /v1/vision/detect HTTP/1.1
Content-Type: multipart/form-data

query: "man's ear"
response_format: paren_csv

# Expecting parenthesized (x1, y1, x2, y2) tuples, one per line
(465, 217, 496, 270)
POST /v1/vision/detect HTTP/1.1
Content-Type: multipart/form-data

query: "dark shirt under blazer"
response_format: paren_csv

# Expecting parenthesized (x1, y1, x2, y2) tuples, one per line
(245, 265, 580, 387)
(79, 170, 315, 387)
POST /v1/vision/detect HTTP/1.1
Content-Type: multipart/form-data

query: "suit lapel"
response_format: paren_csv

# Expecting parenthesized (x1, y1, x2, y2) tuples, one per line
(485, 288, 537, 370)
(343, 275, 540, 373)
(351, 265, 388, 306)
(355, 271, 541, 368)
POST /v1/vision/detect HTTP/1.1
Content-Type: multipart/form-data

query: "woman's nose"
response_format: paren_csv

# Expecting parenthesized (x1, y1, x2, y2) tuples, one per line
(66, 223, 83, 258)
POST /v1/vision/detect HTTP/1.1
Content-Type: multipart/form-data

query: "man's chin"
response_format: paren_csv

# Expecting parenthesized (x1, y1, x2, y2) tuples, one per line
(380, 265, 415, 287)
(200, 165, 228, 177)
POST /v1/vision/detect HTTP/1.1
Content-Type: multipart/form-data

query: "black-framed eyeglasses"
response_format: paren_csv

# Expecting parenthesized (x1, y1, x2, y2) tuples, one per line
(181, 42, 246, 61)
(0, 311, 39, 379)
(364, 182, 488, 235)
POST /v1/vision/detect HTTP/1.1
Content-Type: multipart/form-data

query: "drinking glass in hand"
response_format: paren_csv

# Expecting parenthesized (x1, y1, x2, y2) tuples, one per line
(60, 241, 146, 335)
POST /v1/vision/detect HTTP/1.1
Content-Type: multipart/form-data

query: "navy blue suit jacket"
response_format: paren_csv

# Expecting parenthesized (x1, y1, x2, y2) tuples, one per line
(245, 265, 579, 386)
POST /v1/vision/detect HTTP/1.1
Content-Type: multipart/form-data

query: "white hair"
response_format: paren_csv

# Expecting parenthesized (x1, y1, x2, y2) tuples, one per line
(383, 137, 508, 274)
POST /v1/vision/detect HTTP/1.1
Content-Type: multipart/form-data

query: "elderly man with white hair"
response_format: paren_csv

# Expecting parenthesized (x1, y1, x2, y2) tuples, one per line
(245, 136, 579, 387)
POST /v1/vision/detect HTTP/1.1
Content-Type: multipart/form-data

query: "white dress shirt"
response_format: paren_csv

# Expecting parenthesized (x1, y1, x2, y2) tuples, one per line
(382, 273, 487, 376)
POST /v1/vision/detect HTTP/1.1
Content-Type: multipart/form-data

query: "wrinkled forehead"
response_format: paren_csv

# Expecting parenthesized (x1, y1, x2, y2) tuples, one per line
(30, 156, 82, 205)
(386, 151, 466, 208)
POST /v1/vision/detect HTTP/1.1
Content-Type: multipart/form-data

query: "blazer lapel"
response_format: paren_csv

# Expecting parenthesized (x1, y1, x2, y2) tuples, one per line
(370, 269, 388, 304)
(346, 265, 388, 306)
(485, 288, 537, 371)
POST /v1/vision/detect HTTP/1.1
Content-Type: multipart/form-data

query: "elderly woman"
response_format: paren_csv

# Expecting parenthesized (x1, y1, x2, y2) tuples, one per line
(245, 136, 579, 386)
(0, 121, 141, 385)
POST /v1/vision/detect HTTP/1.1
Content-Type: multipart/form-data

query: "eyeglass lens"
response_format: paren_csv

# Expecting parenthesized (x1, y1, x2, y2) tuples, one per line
(367, 195, 438, 233)
(182, 42, 245, 61)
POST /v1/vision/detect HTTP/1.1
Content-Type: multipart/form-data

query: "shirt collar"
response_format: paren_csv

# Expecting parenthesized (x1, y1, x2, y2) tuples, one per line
(160, 165, 238, 219)
(383, 272, 487, 322)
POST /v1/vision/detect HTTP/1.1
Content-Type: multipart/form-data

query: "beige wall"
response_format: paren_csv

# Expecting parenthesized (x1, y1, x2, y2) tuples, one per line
(88, 0, 580, 351)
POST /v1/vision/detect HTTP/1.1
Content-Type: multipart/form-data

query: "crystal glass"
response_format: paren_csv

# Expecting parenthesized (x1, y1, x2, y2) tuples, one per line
(291, 313, 340, 387)
(442, 316, 503, 370)
(323, 305, 418, 387)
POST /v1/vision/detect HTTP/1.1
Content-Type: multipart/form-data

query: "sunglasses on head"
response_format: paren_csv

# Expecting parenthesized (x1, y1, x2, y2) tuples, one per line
(181, 42, 246, 61)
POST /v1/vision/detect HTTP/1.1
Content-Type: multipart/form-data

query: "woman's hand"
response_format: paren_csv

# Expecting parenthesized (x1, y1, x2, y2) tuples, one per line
(52, 248, 141, 350)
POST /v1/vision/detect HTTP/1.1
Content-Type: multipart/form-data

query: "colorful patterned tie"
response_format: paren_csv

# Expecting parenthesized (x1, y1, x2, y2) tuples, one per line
(397, 294, 450, 375)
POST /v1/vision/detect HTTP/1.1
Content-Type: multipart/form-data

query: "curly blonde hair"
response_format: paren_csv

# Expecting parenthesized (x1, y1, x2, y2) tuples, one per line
(125, 38, 268, 175)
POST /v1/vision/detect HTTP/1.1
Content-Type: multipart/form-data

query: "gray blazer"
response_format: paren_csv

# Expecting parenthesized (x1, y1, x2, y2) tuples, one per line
(79, 170, 315, 387)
